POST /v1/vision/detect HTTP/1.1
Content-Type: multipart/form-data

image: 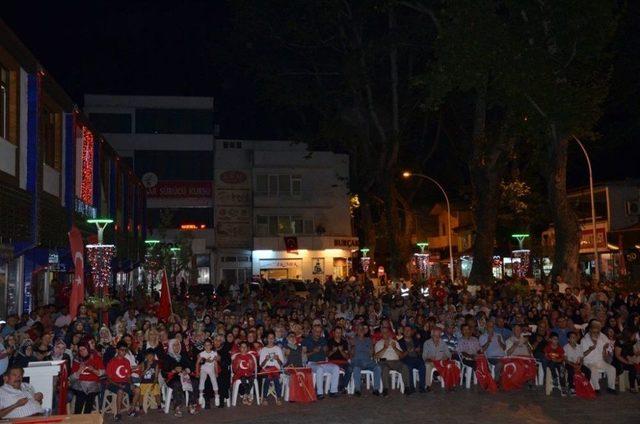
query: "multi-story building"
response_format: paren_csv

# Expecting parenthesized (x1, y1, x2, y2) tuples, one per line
(542, 180, 640, 280)
(215, 139, 357, 284)
(0, 20, 146, 316)
(83, 95, 215, 284)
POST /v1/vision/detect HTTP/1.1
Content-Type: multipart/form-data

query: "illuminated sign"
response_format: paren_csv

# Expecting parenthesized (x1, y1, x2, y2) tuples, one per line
(333, 238, 359, 248)
(179, 224, 207, 230)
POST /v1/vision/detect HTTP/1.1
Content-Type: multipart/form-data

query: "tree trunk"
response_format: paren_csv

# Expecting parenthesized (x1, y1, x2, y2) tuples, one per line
(546, 134, 581, 285)
(468, 163, 500, 284)
(468, 84, 501, 285)
(382, 178, 402, 277)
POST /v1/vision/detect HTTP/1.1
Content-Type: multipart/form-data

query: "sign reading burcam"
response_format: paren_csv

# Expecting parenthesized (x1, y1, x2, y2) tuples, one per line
(333, 238, 359, 248)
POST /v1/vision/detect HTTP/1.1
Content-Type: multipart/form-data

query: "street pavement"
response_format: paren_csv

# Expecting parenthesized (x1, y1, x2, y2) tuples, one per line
(127, 389, 640, 424)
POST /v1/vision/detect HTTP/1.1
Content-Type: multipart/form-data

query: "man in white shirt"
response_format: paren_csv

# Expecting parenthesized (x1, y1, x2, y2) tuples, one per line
(579, 320, 616, 393)
(0, 366, 44, 418)
(374, 327, 411, 395)
(505, 324, 533, 357)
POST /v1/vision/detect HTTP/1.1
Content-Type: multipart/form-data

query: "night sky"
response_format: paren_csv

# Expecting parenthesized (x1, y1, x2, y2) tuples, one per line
(2, 0, 639, 185)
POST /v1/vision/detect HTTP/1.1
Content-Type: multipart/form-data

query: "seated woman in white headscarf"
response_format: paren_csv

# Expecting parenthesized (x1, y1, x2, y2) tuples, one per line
(161, 339, 196, 416)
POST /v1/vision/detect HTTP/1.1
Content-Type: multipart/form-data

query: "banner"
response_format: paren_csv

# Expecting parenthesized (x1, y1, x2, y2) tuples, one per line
(499, 357, 537, 391)
(433, 359, 460, 390)
(475, 355, 497, 393)
(286, 367, 317, 403)
(284, 236, 299, 252)
(157, 269, 172, 321)
(68, 226, 85, 319)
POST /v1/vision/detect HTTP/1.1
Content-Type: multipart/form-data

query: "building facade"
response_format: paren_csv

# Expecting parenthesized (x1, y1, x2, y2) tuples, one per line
(0, 21, 146, 316)
(542, 180, 640, 281)
(215, 139, 357, 284)
(83, 94, 216, 285)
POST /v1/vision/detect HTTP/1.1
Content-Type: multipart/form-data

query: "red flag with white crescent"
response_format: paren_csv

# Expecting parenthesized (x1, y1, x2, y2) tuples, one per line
(232, 353, 256, 381)
(573, 370, 596, 399)
(475, 354, 497, 393)
(433, 359, 460, 390)
(499, 357, 537, 391)
(157, 269, 172, 321)
(57, 362, 69, 415)
(286, 367, 316, 402)
(68, 226, 85, 319)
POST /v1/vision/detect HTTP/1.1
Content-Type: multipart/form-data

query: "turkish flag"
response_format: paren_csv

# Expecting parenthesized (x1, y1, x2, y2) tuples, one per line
(232, 353, 256, 381)
(68, 226, 85, 319)
(286, 367, 317, 402)
(475, 355, 497, 393)
(433, 359, 461, 390)
(57, 362, 69, 415)
(284, 236, 298, 252)
(157, 269, 172, 321)
(574, 371, 596, 399)
(499, 357, 537, 391)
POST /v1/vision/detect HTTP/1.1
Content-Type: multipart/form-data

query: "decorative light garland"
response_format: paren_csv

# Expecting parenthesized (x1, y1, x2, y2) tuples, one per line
(81, 126, 94, 205)
(361, 257, 371, 273)
(512, 249, 531, 278)
(86, 244, 116, 291)
(414, 253, 430, 275)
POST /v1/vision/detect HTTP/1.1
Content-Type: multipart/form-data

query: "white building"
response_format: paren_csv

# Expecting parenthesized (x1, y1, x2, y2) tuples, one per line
(215, 139, 357, 284)
(83, 94, 216, 284)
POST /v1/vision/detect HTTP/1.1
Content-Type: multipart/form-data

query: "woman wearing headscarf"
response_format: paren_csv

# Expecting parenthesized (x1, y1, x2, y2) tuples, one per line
(162, 339, 195, 416)
(10, 341, 37, 368)
(45, 339, 72, 371)
(70, 343, 104, 414)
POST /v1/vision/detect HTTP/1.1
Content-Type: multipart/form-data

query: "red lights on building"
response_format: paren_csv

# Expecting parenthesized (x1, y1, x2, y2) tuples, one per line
(80, 126, 94, 205)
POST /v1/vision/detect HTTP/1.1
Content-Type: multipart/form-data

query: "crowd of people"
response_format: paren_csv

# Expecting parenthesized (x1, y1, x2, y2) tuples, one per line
(0, 275, 639, 420)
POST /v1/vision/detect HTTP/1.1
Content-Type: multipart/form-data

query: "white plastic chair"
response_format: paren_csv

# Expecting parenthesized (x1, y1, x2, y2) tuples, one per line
(101, 390, 130, 417)
(230, 353, 261, 406)
(428, 367, 446, 389)
(159, 373, 191, 414)
(389, 370, 405, 393)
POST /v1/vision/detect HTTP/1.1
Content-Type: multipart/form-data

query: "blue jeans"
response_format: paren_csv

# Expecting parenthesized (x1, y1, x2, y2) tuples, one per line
(351, 359, 382, 392)
(402, 356, 426, 390)
(262, 376, 282, 399)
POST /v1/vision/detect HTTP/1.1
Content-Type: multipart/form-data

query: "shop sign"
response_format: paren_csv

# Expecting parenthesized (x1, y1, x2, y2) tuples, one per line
(579, 228, 607, 253)
(75, 198, 97, 219)
(219, 170, 247, 184)
(333, 238, 359, 248)
(146, 181, 212, 198)
(260, 259, 301, 269)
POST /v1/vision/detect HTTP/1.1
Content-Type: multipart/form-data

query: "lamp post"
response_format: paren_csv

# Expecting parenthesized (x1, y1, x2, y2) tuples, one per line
(572, 135, 599, 282)
(402, 172, 455, 282)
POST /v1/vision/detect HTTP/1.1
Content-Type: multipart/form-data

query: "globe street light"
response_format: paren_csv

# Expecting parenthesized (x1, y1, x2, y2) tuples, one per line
(402, 172, 455, 282)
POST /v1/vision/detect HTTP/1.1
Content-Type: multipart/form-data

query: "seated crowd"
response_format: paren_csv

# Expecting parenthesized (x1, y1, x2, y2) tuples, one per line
(0, 276, 639, 419)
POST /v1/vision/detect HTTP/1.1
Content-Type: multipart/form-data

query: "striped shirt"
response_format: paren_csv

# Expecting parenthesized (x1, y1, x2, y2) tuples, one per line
(0, 383, 44, 418)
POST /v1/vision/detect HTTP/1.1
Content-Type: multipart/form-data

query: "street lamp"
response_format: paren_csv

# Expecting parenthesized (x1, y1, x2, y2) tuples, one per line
(402, 172, 455, 282)
(87, 218, 114, 245)
(572, 135, 599, 282)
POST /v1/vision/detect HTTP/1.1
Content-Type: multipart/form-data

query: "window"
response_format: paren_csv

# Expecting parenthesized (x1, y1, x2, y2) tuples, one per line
(40, 100, 62, 170)
(135, 108, 213, 134)
(255, 174, 303, 197)
(134, 150, 213, 180)
(256, 215, 314, 236)
(0, 65, 7, 140)
(222, 141, 242, 149)
(256, 175, 268, 194)
(88, 113, 132, 133)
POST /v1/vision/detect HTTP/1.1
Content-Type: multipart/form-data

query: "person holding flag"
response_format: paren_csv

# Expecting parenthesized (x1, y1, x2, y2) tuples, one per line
(423, 327, 459, 391)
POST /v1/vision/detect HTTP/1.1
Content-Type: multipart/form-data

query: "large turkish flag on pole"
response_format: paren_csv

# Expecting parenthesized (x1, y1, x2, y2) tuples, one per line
(68, 226, 85, 319)
(157, 269, 172, 321)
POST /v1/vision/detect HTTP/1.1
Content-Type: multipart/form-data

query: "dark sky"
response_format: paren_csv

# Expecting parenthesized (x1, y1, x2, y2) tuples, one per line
(2, 0, 639, 184)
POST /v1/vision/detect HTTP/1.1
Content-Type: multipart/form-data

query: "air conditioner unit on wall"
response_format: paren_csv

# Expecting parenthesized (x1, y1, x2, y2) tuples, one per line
(626, 200, 640, 216)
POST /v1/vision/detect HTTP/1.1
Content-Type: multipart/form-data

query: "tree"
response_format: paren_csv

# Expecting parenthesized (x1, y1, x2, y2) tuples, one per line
(232, 0, 439, 276)
(509, 0, 618, 284)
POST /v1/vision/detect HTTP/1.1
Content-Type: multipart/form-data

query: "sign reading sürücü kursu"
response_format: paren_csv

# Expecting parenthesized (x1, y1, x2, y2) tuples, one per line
(146, 181, 213, 198)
